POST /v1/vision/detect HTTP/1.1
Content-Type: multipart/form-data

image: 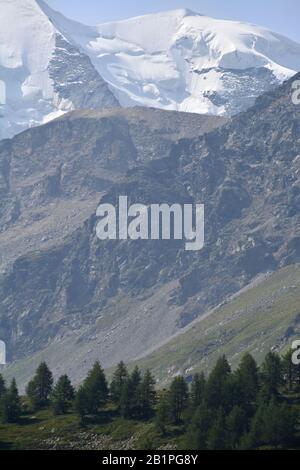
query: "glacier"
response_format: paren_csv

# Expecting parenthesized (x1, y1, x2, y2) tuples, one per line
(1, 0, 300, 139)
(0, 0, 119, 139)
(86, 8, 300, 114)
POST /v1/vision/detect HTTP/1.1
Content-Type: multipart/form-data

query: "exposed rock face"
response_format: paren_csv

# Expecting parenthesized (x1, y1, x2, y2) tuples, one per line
(49, 34, 119, 111)
(0, 108, 225, 384)
(1, 74, 300, 387)
(201, 67, 279, 116)
(0, 108, 225, 269)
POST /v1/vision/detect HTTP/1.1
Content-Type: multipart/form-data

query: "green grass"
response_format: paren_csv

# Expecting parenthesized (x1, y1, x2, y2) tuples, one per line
(1, 398, 300, 450)
(0, 409, 80, 450)
(6, 264, 300, 391)
(0, 406, 179, 450)
(133, 264, 300, 383)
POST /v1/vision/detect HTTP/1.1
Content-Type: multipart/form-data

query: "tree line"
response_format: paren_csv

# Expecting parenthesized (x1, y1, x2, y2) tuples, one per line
(0, 349, 299, 449)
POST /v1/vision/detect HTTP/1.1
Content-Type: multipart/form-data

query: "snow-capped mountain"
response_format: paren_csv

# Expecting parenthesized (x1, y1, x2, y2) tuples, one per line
(0, 0, 119, 139)
(1, 0, 300, 139)
(86, 8, 300, 115)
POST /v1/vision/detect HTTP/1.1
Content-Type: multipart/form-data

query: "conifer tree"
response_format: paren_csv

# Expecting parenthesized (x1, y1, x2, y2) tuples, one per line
(155, 392, 170, 435)
(168, 376, 189, 424)
(225, 405, 248, 449)
(128, 366, 142, 417)
(243, 402, 265, 448)
(236, 353, 259, 410)
(204, 355, 231, 410)
(206, 410, 226, 450)
(26, 362, 53, 410)
(190, 372, 205, 410)
(0, 374, 6, 398)
(247, 400, 296, 448)
(118, 367, 144, 419)
(282, 349, 297, 391)
(83, 361, 108, 414)
(1, 379, 21, 424)
(110, 361, 129, 405)
(119, 379, 131, 419)
(261, 352, 282, 398)
(139, 370, 156, 419)
(51, 375, 75, 415)
(74, 385, 89, 425)
(187, 404, 214, 449)
(264, 402, 296, 447)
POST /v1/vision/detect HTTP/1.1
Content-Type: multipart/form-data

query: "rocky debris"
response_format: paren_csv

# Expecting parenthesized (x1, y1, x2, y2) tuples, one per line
(36, 432, 137, 451)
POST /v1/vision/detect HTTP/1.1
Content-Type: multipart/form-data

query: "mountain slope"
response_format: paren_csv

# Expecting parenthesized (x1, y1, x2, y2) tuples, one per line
(1, 74, 300, 388)
(132, 264, 300, 383)
(0, 107, 226, 389)
(0, 107, 225, 271)
(0, 0, 119, 139)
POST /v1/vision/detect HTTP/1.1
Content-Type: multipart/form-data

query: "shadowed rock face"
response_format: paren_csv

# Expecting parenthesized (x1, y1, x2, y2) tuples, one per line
(1, 74, 300, 386)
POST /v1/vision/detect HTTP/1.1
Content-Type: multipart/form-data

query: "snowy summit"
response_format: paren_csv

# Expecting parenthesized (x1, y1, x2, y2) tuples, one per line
(1, 0, 300, 138)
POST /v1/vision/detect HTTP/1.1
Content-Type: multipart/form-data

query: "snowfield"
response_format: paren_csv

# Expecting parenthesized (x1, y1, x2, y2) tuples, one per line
(87, 9, 300, 113)
(0, 0, 118, 139)
(1, 0, 300, 138)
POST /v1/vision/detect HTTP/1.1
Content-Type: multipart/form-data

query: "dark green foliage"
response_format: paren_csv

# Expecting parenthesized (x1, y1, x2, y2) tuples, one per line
(74, 385, 89, 424)
(82, 362, 108, 414)
(110, 361, 129, 405)
(0, 374, 6, 398)
(155, 392, 170, 436)
(190, 372, 205, 410)
(186, 404, 214, 449)
(1, 351, 299, 450)
(264, 403, 296, 447)
(118, 367, 141, 419)
(128, 366, 142, 417)
(206, 410, 226, 450)
(225, 406, 248, 449)
(236, 353, 259, 410)
(118, 367, 156, 419)
(168, 376, 189, 424)
(110, 364, 156, 420)
(26, 362, 53, 410)
(139, 370, 156, 419)
(204, 355, 231, 410)
(186, 350, 298, 450)
(119, 379, 132, 419)
(0, 379, 21, 424)
(261, 352, 282, 398)
(247, 401, 296, 448)
(74, 362, 109, 421)
(51, 375, 75, 415)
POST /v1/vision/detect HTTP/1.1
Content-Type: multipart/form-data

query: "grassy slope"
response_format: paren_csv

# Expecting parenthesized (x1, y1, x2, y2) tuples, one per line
(1, 398, 300, 450)
(0, 406, 179, 450)
(133, 264, 300, 383)
(2, 264, 300, 450)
